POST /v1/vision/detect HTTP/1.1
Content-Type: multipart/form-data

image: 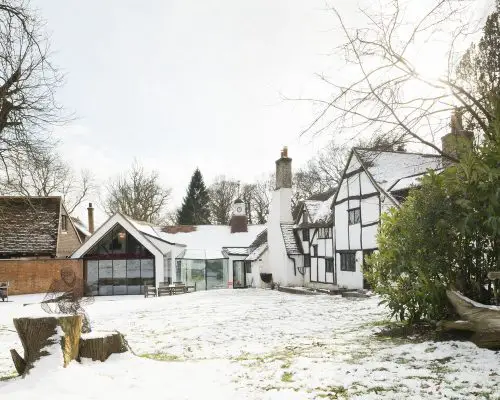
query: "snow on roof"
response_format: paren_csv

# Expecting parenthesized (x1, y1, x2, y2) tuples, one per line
(125, 215, 265, 253)
(223, 247, 250, 256)
(280, 224, 302, 255)
(355, 149, 443, 191)
(71, 217, 91, 237)
(179, 249, 225, 260)
(389, 174, 425, 192)
(245, 243, 268, 261)
(304, 200, 323, 221)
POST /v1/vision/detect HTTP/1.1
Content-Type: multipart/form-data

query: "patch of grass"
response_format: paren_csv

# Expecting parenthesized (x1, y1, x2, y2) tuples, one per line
(0, 372, 18, 382)
(314, 385, 348, 399)
(140, 352, 180, 361)
(281, 371, 293, 382)
(281, 360, 292, 369)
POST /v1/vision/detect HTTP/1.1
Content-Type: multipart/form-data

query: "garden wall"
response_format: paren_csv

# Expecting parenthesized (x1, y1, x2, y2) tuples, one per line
(0, 258, 83, 295)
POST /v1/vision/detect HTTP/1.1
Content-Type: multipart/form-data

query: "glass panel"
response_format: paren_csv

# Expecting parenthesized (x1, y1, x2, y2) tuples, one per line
(233, 261, 245, 288)
(141, 259, 155, 287)
(184, 260, 206, 291)
(111, 226, 127, 256)
(113, 260, 127, 295)
(175, 260, 182, 282)
(98, 260, 113, 295)
(86, 261, 98, 295)
(206, 259, 225, 290)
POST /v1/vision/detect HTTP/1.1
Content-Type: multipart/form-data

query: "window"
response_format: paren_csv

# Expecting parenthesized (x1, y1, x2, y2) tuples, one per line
(61, 215, 68, 231)
(325, 258, 334, 273)
(303, 254, 311, 268)
(318, 227, 331, 239)
(302, 229, 310, 242)
(244, 260, 252, 274)
(312, 245, 318, 257)
(348, 208, 361, 225)
(340, 252, 356, 271)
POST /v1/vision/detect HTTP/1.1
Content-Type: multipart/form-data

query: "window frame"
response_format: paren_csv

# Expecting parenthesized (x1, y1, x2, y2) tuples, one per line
(61, 215, 68, 232)
(312, 244, 318, 257)
(318, 227, 331, 239)
(302, 229, 310, 242)
(348, 208, 361, 225)
(303, 254, 311, 268)
(325, 257, 334, 273)
(340, 252, 356, 272)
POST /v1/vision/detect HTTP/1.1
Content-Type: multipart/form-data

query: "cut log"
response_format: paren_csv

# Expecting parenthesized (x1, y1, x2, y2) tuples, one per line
(10, 315, 82, 375)
(79, 332, 128, 362)
(446, 290, 500, 349)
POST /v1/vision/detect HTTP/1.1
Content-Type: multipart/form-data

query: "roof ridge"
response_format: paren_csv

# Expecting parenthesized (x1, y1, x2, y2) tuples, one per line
(353, 147, 442, 157)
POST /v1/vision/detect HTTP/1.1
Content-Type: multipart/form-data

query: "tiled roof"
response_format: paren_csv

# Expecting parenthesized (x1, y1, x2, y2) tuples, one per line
(280, 223, 302, 255)
(0, 197, 61, 257)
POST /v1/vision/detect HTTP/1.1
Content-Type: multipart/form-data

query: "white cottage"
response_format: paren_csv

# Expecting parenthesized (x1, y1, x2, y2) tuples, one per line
(71, 203, 265, 295)
(253, 146, 445, 290)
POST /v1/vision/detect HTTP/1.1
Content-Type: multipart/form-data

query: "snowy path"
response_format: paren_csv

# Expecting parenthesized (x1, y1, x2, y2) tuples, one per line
(0, 289, 499, 399)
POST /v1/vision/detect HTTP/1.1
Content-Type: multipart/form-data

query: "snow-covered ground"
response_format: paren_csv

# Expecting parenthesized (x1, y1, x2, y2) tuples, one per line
(0, 289, 499, 399)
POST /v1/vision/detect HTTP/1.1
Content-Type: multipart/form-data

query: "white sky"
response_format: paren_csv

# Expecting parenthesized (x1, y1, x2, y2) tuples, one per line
(31, 0, 493, 225)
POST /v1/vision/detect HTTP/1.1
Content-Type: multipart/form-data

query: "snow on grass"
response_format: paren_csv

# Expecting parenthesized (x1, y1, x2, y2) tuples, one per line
(0, 289, 499, 399)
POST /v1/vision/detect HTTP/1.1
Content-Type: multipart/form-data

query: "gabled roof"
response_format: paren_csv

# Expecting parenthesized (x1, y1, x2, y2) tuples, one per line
(71, 217, 91, 238)
(280, 223, 303, 255)
(295, 189, 336, 227)
(333, 148, 443, 207)
(0, 196, 62, 257)
(355, 148, 443, 193)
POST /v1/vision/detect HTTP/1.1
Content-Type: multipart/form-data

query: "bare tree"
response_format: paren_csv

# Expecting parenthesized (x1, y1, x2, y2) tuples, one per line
(208, 176, 239, 225)
(103, 161, 171, 224)
(241, 183, 255, 224)
(0, 146, 95, 213)
(0, 1, 65, 179)
(296, 0, 496, 159)
(251, 174, 274, 224)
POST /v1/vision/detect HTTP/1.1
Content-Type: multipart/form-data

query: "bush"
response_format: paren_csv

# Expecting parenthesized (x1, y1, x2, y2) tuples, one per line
(366, 108, 500, 323)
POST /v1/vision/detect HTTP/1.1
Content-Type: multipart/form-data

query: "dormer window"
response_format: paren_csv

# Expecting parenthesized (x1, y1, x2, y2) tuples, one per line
(61, 215, 68, 232)
(303, 211, 309, 224)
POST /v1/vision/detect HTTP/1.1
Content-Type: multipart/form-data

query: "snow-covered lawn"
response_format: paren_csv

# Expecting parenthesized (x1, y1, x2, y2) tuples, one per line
(0, 289, 499, 399)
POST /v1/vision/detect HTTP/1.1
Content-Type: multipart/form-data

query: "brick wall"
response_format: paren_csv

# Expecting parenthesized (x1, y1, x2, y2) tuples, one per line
(0, 258, 83, 295)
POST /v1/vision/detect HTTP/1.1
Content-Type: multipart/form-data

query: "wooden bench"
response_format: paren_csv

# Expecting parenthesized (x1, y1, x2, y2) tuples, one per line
(156, 282, 197, 296)
(143, 285, 157, 298)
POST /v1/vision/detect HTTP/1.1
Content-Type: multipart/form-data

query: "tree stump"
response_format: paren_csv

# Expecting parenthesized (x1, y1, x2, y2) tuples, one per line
(445, 290, 500, 349)
(11, 315, 82, 375)
(79, 332, 128, 362)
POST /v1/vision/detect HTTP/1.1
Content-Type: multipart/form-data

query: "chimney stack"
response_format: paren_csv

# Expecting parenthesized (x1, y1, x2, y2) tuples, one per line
(275, 146, 292, 189)
(230, 199, 248, 233)
(87, 202, 95, 234)
(441, 109, 473, 162)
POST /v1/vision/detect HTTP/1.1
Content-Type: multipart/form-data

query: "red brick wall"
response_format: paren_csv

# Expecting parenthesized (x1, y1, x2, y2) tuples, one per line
(0, 258, 83, 295)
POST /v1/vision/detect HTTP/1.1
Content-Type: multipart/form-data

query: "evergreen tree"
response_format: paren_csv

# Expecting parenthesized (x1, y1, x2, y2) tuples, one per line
(177, 168, 211, 225)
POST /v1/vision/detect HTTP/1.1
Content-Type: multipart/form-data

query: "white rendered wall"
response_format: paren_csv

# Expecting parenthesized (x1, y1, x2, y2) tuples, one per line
(266, 187, 303, 286)
(336, 251, 363, 289)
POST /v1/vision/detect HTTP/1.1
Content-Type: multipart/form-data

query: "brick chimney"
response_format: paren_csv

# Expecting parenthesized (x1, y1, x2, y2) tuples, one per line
(87, 203, 95, 234)
(441, 109, 473, 161)
(230, 198, 248, 233)
(275, 146, 292, 189)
